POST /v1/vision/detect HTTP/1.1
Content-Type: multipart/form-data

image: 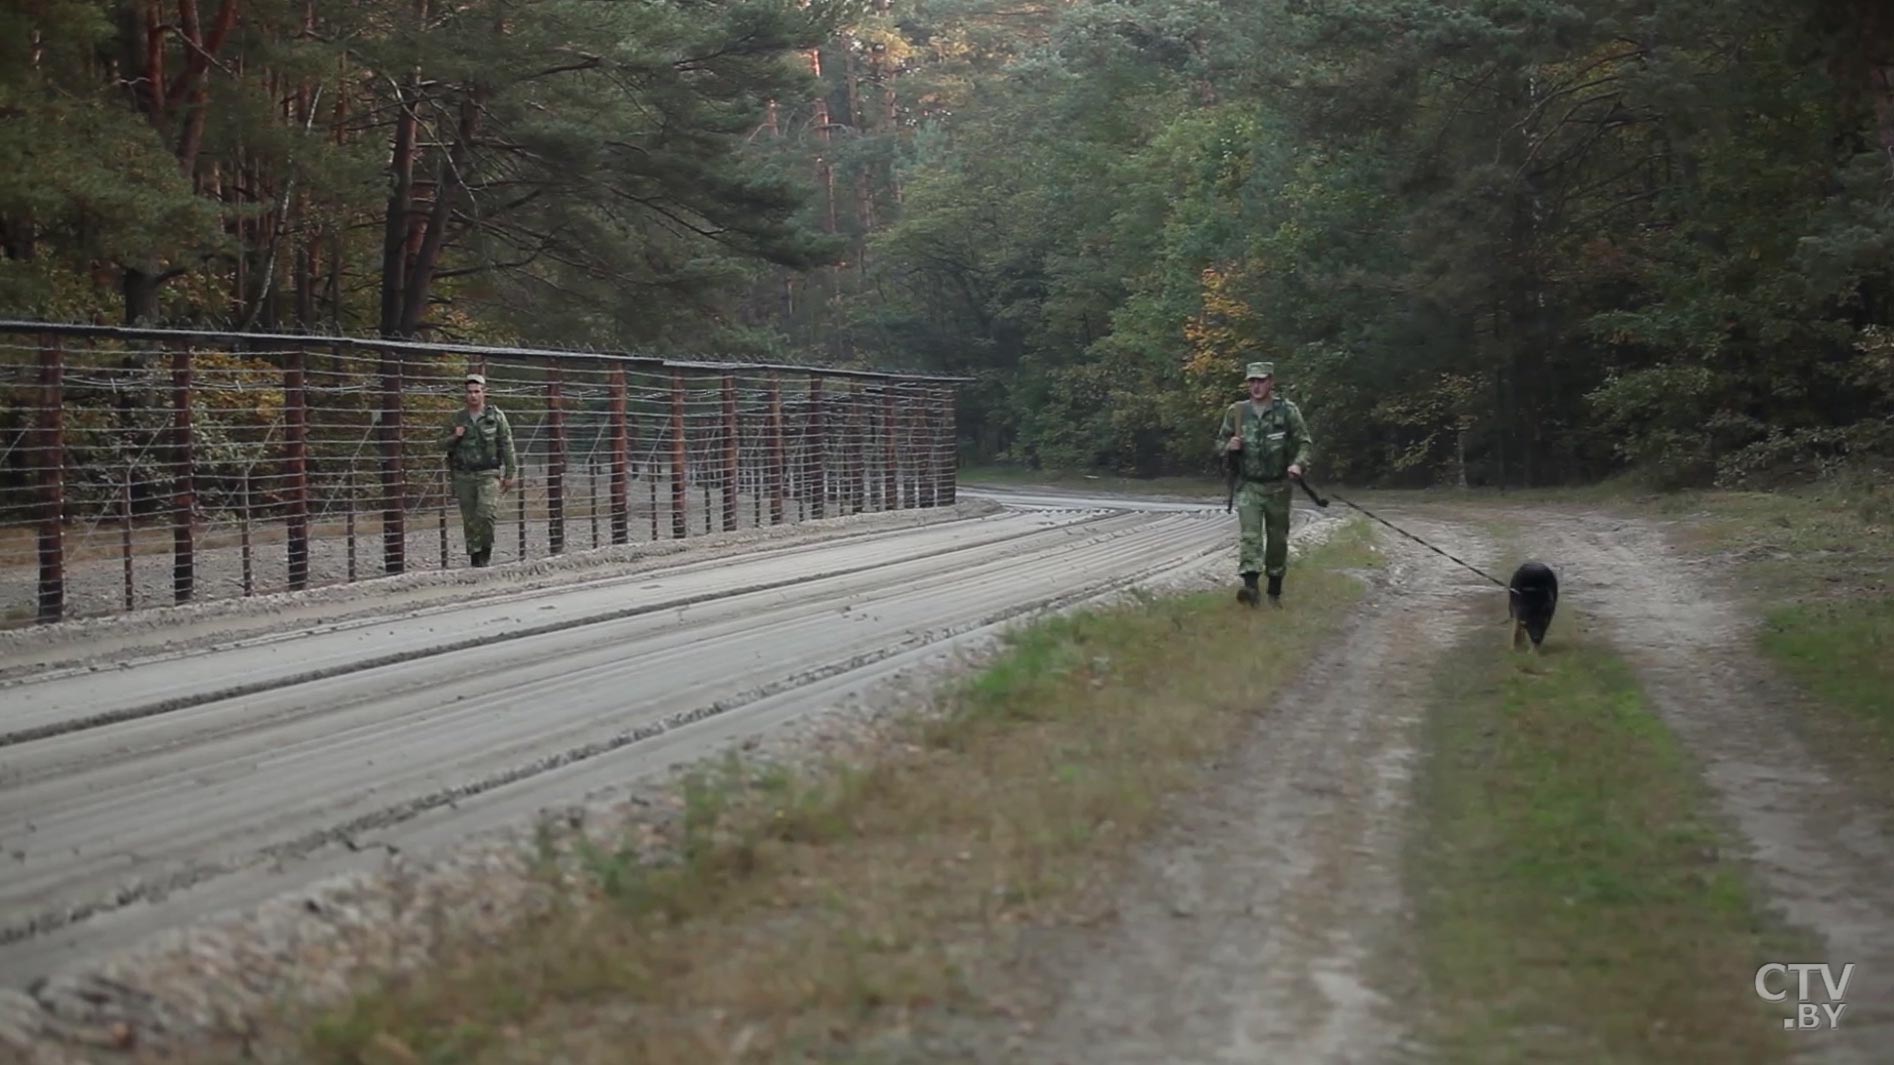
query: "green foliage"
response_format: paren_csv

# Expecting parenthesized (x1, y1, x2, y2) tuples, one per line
(0, 0, 850, 338)
(833, 0, 1894, 486)
(6, 0, 1894, 488)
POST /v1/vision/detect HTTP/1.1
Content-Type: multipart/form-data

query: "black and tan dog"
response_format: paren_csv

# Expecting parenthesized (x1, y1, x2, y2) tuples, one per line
(1507, 560, 1559, 653)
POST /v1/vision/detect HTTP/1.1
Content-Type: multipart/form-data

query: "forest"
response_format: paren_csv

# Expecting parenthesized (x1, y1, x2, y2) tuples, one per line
(3, 0, 1892, 488)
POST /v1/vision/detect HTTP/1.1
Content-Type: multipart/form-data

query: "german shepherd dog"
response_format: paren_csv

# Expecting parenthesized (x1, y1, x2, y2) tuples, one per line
(1508, 560, 1559, 653)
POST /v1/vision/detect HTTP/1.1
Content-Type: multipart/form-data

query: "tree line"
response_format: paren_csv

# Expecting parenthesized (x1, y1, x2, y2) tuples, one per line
(1, 0, 852, 344)
(5, 1, 1892, 488)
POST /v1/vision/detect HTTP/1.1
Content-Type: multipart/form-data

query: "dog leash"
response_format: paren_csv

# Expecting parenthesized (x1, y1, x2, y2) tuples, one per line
(1288, 476, 1513, 592)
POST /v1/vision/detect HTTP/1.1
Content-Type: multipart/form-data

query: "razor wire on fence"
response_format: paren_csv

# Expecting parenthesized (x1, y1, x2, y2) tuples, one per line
(0, 322, 966, 627)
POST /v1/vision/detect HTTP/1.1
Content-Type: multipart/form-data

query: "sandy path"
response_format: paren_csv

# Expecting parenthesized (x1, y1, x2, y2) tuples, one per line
(0, 499, 1243, 987)
(1515, 507, 1894, 1064)
(978, 499, 1894, 1064)
(994, 516, 1500, 1065)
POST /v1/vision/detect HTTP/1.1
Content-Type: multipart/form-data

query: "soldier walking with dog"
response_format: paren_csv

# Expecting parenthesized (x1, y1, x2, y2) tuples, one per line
(1219, 360, 1313, 607)
(442, 372, 518, 567)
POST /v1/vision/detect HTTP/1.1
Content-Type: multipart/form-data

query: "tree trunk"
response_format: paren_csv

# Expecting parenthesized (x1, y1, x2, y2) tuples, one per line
(378, 73, 421, 337)
(398, 92, 479, 338)
(809, 48, 836, 235)
(122, 267, 164, 325)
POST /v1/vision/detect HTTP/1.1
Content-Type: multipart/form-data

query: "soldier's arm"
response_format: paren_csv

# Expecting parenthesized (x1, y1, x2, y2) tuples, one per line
(496, 409, 520, 480)
(440, 411, 462, 452)
(1217, 405, 1236, 454)
(1289, 403, 1313, 471)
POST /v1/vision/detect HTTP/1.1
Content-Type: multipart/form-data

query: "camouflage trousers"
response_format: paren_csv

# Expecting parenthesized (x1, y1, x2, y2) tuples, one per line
(452, 471, 501, 559)
(1235, 479, 1292, 578)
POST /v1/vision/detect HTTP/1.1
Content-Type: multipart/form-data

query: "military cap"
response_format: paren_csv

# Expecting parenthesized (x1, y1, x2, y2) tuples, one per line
(1245, 361, 1274, 380)
(465, 372, 486, 386)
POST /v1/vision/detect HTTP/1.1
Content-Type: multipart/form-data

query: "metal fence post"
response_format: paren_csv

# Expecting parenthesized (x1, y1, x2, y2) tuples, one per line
(285, 345, 310, 590)
(722, 373, 738, 532)
(378, 348, 405, 574)
(853, 383, 867, 514)
(807, 376, 825, 520)
(882, 385, 897, 511)
(923, 385, 940, 509)
(769, 375, 786, 525)
(906, 384, 922, 509)
(439, 475, 448, 567)
(548, 362, 567, 555)
(36, 338, 64, 623)
(121, 473, 134, 612)
(942, 386, 957, 504)
(347, 467, 358, 582)
(897, 384, 911, 509)
(172, 344, 195, 602)
(241, 468, 254, 596)
(670, 370, 688, 538)
(610, 366, 630, 545)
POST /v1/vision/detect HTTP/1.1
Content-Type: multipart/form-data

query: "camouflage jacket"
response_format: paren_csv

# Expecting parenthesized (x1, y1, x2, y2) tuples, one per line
(1217, 397, 1313, 482)
(442, 405, 519, 478)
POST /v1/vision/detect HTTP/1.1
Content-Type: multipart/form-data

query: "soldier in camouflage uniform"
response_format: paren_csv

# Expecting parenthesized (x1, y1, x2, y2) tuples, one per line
(442, 373, 518, 567)
(1218, 360, 1313, 607)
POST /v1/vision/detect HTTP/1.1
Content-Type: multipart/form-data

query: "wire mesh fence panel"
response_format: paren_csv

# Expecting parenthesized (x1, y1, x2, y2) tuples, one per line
(0, 324, 964, 626)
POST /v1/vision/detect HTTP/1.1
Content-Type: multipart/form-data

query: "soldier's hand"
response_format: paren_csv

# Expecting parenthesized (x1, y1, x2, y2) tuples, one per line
(500, 477, 516, 493)
(1226, 435, 1243, 451)
(454, 425, 467, 439)
(1288, 463, 1303, 479)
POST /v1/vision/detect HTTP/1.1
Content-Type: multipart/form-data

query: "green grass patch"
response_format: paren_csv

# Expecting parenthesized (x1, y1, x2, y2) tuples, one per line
(1654, 469, 1894, 792)
(1412, 612, 1796, 1064)
(287, 523, 1381, 1065)
(1364, 466, 1894, 808)
(1760, 599, 1894, 732)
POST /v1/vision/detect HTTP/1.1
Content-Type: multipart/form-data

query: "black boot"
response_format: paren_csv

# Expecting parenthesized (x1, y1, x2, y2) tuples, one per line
(1237, 572, 1260, 607)
(471, 549, 490, 568)
(1266, 573, 1283, 607)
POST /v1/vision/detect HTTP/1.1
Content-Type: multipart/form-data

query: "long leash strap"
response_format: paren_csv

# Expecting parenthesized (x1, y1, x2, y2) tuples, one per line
(1292, 477, 1512, 591)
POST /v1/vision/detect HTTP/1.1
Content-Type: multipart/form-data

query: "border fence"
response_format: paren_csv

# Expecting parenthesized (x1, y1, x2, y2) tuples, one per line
(0, 322, 965, 627)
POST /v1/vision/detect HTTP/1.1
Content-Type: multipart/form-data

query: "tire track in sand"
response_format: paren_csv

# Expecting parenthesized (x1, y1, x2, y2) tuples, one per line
(1517, 507, 1894, 1065)
(995, 517, 1497, 1065)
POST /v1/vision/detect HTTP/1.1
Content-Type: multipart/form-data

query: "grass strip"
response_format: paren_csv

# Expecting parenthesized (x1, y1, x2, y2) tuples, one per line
(298, 521, 1383, 1064)
(1658, 469, 1894, 789)
(1411, 608, 1795, 1064)
(1759, 599, 1894, 732)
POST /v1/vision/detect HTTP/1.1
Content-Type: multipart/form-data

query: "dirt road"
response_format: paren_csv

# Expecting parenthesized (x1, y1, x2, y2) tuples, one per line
(1514, 507, 1894, 1064)
(988, 500, 1894, 1065)
(998, 515, 1490, 1065)
(0, 493, 1266, 988)
(8, 486, 1889, 1063)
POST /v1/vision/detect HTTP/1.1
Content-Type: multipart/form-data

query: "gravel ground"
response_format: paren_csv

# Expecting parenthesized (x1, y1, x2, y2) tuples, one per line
(0, 496, 991, 677)
(980, 515, 1468, 1065)
(0, 503, 1336, 1065)
(2, 477, 917, 630)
